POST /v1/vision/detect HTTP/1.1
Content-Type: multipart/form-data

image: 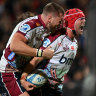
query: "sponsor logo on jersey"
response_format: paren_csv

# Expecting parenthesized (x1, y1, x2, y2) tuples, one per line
(59, 54, 73, 65)
(8, 60, 16, 68)
(8, 52, 15, 60)
(19, 24, 31, 33)
(43, 38, 51, 47)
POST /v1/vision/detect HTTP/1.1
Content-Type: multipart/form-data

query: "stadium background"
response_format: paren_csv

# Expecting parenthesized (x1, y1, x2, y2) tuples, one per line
(0, 0, 95, 96)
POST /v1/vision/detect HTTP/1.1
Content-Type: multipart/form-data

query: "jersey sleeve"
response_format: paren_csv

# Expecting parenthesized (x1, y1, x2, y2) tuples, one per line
(17, 19, 36, 40)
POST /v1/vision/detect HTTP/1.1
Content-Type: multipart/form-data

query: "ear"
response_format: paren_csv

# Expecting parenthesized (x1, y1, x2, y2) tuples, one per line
(47, 14, 52, 23)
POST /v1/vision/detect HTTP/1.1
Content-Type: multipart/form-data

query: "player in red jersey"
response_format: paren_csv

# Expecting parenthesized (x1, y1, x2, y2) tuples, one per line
(0, 2, 64, 96)
(21, 8, 86, 96)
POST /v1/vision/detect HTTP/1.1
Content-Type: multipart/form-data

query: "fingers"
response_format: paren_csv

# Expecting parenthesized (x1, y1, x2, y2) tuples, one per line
(21, 80, 36, 91)
(47, 46, 54, 51)
(42, 48, 54, 59)
(29, 83, 36, 88)
(27, 83, 36, 91)
(27, 86, 35, 91)
(47, 46, 52, 49)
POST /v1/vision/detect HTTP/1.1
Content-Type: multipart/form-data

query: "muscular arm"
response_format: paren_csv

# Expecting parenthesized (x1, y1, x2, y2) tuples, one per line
(23, 57, 44, 75)
(20, 57, 44, 91)
(21, 46, 51, 78)
(10, 32, 37, 56)
(10, 32, 54, 59)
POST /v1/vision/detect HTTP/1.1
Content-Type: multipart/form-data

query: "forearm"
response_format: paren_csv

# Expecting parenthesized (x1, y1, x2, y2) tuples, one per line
(11, 40, 37, 56)
(10, 32, 54, 59)
(23, 64, 35, 75)
(10, 33, 37, 57)
(21, 63, 35, 81)
(23, 57, 44, 74)
(20, 63, 36, 91)
(30, 57, 44, 66)
(21, 57, 44, 79)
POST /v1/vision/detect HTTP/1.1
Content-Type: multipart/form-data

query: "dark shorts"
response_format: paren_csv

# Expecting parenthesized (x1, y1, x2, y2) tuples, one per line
(28, 83, 63, 96)
(0, 72, 26, 96)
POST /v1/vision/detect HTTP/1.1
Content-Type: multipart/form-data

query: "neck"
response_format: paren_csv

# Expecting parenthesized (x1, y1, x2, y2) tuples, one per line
(66, 28, 75, 40)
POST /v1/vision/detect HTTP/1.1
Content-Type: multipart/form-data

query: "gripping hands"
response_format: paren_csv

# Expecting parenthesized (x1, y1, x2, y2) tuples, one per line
(36, 46, 54, 59)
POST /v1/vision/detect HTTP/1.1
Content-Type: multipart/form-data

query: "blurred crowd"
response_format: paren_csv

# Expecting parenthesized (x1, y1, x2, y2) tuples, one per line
(0, 0, 90, 96)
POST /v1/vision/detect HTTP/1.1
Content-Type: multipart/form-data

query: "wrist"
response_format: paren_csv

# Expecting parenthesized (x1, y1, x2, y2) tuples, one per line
(36, 49, 43, 57)
(21, 73, 28, 80)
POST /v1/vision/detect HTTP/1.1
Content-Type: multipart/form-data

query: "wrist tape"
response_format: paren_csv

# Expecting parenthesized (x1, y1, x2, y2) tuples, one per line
(36, 49, 43, 57)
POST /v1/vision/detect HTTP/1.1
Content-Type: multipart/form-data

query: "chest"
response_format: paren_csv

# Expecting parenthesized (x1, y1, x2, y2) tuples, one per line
(56, 40, 77, 57)
(28, 27, 48, 48)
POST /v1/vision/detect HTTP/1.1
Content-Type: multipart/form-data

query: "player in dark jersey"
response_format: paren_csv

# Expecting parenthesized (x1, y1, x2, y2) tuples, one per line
(0, 2, 64, 96)
(21, 8, 86, 96)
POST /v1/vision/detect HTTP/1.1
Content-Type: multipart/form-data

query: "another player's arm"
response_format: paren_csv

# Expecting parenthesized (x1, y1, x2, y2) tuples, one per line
(20, 36, 59, 90)
(10, 32, 54, 59)
(20, 57, 44, 91)
(22, 57, 44, 76)
(20, 46, 52, 82)
(21, 36, 60, 77)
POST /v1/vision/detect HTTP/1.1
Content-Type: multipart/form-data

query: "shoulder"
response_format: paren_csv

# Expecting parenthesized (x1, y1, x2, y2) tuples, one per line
(73, 38, 78, 43)
(17, 15, 43, 34)
(19, 15, 42, 28)
(41, 35, 65, 48)
(55, 35, 66, 41)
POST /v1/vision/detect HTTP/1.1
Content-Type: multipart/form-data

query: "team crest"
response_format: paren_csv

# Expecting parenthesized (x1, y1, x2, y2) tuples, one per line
(19, 24, 31, 33)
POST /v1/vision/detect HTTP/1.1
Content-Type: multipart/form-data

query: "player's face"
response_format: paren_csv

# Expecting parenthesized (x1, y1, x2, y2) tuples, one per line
(49, 13, 63, 32)
(75, 18, 86, 35)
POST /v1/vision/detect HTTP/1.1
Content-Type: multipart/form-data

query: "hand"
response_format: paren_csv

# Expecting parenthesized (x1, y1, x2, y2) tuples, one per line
(48, 79, 61, 86)
(42, 46, 54, 59)
(20, 79, 36, 91)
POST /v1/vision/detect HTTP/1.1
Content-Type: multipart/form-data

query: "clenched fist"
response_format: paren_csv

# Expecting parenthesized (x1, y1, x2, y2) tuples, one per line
(42, 46, 54, 59)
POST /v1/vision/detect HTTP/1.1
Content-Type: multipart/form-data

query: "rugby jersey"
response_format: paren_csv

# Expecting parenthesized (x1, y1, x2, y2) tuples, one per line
(41, 35, 78, 82)
(0, 15, 49, 72)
